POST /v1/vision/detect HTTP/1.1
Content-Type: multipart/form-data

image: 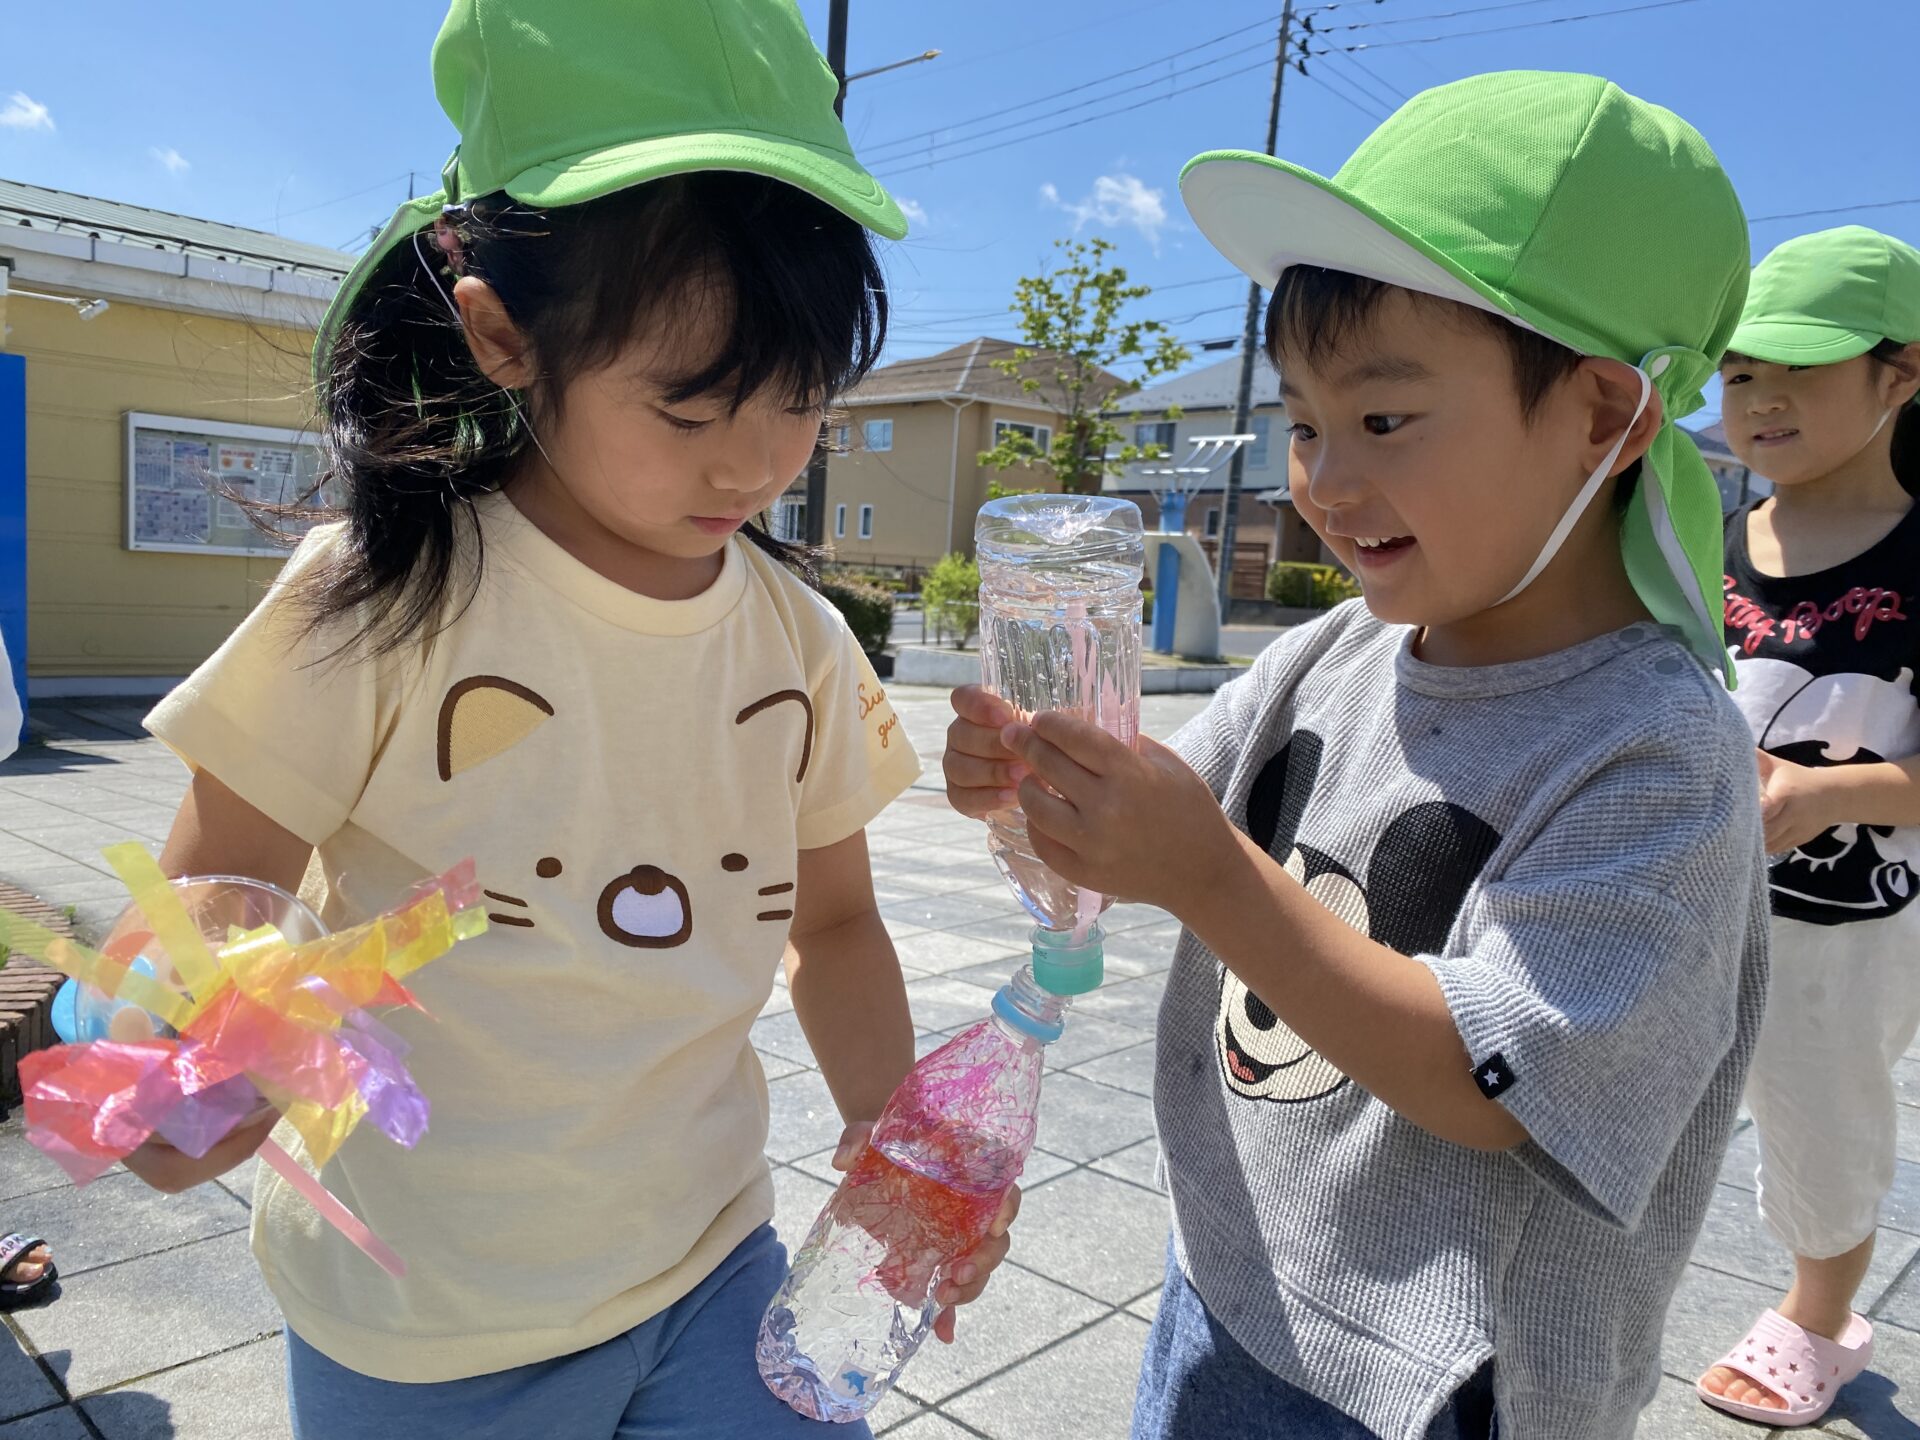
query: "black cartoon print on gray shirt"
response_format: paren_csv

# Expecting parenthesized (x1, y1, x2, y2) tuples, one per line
(1217, 730, 1503, 1103)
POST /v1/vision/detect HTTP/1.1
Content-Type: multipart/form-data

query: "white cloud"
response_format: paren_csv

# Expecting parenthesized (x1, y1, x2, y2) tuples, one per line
(1040, 172, 1171, 253)
(0, 93, 53, 132)
(150, 146, 190, 175)
(897, 196, 929, 228)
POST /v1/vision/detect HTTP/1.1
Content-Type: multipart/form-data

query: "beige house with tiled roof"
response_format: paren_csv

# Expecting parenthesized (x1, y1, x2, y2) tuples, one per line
(774, 338, 1123, 572)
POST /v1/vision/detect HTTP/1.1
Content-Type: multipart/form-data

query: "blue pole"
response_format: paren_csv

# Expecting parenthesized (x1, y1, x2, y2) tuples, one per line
(0, 353, 24, 750)
(1152, 493, 1187, 655)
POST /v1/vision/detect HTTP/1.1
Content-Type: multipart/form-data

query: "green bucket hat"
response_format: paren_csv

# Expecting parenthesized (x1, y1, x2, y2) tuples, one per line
(1180, 70, 1750, 682)
(315, 0, 907, 378)
(1732, 225, 1920, 368)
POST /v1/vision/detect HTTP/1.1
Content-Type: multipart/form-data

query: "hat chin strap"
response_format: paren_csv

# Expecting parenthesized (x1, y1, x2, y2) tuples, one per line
(1497, 364, 1653, 607)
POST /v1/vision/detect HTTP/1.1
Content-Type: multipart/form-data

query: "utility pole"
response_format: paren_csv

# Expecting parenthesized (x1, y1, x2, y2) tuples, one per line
(1215, 0, 1295, 614)
(802, 0, 853, 547)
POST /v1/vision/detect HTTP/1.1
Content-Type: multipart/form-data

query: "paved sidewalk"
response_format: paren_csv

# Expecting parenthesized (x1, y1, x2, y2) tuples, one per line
(2, 691, 1918, 1438)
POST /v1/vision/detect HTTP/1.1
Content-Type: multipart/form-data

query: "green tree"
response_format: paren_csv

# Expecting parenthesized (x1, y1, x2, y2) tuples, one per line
(977, 236, 1191, 495)
(921, 552, 982, 649)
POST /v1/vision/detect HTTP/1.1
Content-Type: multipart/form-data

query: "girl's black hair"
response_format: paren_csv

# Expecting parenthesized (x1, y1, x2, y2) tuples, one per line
(285, 172, 887, 656)
(1866, 338, 1920, 497)
(1266, 266, 1642, 505)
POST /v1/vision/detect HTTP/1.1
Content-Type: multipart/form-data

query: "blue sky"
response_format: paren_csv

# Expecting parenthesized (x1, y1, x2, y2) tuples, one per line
(2, 0, 1914, 416)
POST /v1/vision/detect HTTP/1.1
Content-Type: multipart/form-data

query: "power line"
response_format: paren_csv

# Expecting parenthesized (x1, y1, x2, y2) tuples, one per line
(873, 56, 1273, 178)
(1298, 63, 1393, 121)
(1322, 44, 1412, 104)
(862, 24, 1279, 161)
(864, 12, 1282, 158)
(268, 172, 415, 227)
(1315, 0, 1713, 49)
(1305, 0, 1606, 32)
(1748, 196, 1920, 224)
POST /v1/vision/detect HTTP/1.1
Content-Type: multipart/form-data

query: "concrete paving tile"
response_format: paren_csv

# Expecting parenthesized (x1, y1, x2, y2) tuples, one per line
(1069, 978, 1167, 1036)
(881, 894, 1010, 934)
(1689, 1185, 1919, 1308)
(1089, 1138, 1164, 1194)
(1042, 1017, 1152, 1074)
(0, 1334, 61, 1423)
(82, 1334, 290, 1440)
(1899, 1106, 1920, 1168)
(0, 1408, 93, 1440)
(5, 1171, 248, 1278)
(0, 1123, 99, 1205)
(1895, 1059, 1920, 1109)
(1633, 1373, 1757, 1438)
(867, 1387, 925, 1434)
(887, 868, 1008, 897)
(945, 915, 1051, 951)
(1717, 1120, 1759, 1194)
(892, 931, 1026, 978)
(11, 1231, 279, 1397)
(894, 1261, 1105, 1404)
(902, 977, 1000, 1034)
(1660, 1261, 1791, 1383)
(1817, 1320, 1920, 1436)
(1009, 1170, 1170, 1305)
(1874, 1160, 1920, 1237)
(1092, 923, 1185, 978)
(1126, 1286, 1162, 1323)
(942, 1312, 1150, 1440)
(882, 1415, 978, 1440)
(765, 1070, 849, 1164)
(770, 1164, 835, 1255)
(1067, 1042, 1158, 1099)
(752, 1011, 817, 1067)
(1032, 1074, 1156, 1164)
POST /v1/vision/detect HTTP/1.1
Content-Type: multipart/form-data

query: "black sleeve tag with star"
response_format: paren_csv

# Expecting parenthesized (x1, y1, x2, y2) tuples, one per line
(1473, 1052, 1516, 1100)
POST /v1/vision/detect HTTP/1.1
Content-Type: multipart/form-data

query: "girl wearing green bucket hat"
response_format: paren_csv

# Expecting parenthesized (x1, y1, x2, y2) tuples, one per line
(945, 69, 1771, 1440)
(1699, 224, 1920, 1427)
(125, 2, 1017, 1435)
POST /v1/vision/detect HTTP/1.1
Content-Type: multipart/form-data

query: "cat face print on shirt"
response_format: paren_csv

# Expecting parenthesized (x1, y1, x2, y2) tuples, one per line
(434, 676, 811, 948)
(1216, 730, 1502, 1104)
(1735, 652, 1920, 925)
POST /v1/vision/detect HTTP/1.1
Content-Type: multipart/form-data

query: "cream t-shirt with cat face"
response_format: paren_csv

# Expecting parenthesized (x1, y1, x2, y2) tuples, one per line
(146, 494, 920, 1382)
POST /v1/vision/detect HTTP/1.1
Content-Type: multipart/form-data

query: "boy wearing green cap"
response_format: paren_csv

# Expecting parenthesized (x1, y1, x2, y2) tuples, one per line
(1698, 225, 1920, 1427)
(944, 71, 1769, 1438)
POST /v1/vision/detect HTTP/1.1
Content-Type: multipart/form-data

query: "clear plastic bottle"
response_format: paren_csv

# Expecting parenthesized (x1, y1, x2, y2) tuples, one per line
(974, 495, 1145, 932)
(757, 933, 1103, 1423)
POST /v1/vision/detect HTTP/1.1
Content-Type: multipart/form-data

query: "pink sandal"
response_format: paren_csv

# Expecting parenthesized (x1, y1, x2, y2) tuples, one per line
(1696, 1308, 1874, 1426)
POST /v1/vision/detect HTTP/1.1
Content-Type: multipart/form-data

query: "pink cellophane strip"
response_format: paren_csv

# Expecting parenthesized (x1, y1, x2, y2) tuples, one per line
(257, 1137, 406, 1278)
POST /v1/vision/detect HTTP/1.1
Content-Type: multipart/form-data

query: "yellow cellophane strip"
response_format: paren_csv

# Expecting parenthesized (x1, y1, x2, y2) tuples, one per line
(450, 906, 489, 942)
(284, 1091, 367, 1169)
(384, 893, 454, 979)
(105, 843, 221, 1005)
(47, 936, 190, 1031)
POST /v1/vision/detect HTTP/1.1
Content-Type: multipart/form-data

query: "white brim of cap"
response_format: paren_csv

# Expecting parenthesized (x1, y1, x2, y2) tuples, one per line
(1180, 150, 1529, 331)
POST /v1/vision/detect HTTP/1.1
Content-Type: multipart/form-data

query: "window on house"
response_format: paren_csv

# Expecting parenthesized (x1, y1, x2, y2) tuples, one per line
(992, 419, 1052, 452)
(771, 496, 807, 543)
(1135, 421, 1177, 453)
(863, 419, 893, 452)
(858, 504, 874, 540)
(1205, 507, 1221, 538)
(834, 503, 847, 539)
(832, 424, 851, 450)
(1248, 415, 1271, 468)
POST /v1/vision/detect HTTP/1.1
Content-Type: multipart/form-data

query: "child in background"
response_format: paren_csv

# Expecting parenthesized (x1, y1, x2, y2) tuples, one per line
(946, 72, 1770, 1439)
(120, 3, 1015, 1436)
(1699, 226, 1920, 1427)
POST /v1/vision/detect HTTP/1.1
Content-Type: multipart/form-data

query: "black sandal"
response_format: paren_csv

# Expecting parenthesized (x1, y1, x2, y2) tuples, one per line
(0, 1233, 57, 1308)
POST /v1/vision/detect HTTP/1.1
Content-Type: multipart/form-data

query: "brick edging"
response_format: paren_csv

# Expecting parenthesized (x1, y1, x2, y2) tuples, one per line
(0, 881, 73, 1106)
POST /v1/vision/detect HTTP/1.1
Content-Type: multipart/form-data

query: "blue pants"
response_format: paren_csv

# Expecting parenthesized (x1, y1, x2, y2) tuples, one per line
(1132, 1242, 1496, 1440)
(286, 1224, 867, 1440)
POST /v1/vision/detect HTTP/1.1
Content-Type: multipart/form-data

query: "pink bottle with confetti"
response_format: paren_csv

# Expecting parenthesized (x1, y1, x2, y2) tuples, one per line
(756, 939, 1098, 1423)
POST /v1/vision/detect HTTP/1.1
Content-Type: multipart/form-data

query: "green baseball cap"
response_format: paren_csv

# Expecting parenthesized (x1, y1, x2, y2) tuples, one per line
(1180, 70, 1750, 682)
(1732, 225, 1920, 366)
(315, 0, 907, 376)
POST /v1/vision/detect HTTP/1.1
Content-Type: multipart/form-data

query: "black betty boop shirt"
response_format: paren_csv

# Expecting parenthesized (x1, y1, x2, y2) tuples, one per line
(1723, 500, 1920, 927)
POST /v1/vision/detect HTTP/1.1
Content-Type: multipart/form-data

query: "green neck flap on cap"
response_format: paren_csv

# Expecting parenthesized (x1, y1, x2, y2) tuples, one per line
(1179, 71, 1751, 683)
(1732, 225, 1920, 370)
(313, 0, 906, 381)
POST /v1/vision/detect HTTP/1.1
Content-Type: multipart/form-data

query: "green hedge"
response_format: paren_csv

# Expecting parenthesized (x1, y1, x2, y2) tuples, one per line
(1266, 561, 1362, 610)
(922, 552, 981, 648)
(819, 577, 895, 654)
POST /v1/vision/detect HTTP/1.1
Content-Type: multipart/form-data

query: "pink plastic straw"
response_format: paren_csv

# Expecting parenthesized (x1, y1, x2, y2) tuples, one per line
(259, 1137, 407, 1278)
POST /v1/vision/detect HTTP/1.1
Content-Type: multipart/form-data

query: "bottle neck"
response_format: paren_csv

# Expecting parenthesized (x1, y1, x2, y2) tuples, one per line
(991, 964, 1070, 1047)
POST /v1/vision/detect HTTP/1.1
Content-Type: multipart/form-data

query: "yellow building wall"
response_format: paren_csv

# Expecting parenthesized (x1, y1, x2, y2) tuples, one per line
(10, 296, 317, 680)
(825, 398, 1066, 569)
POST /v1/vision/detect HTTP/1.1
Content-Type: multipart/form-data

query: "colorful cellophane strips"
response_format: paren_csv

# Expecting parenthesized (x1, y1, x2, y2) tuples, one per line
(3, 845, 487, 1179)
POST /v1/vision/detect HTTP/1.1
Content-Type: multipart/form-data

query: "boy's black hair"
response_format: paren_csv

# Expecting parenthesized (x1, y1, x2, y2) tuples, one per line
(273, 172, 887, 657)
(1266, 266, 1642, 505)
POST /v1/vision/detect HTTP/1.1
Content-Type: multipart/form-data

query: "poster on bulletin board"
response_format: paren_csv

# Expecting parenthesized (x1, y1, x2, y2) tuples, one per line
(125, 412, 330, 556)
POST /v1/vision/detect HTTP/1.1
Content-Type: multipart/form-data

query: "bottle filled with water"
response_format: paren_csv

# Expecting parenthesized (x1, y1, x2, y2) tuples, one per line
(975, 495, 1145, 934)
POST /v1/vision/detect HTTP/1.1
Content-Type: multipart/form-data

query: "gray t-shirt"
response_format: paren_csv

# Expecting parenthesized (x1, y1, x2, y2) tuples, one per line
(1158, 602, 1770, 1440)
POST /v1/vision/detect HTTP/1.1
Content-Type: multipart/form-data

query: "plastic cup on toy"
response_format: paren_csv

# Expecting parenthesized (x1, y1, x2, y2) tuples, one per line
(53, 876, 325, 1045)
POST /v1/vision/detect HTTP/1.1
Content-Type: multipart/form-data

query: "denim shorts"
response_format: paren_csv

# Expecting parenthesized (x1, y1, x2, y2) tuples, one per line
(1132, 1241, 1496, 1440)
(286, 1223, 866, 1440)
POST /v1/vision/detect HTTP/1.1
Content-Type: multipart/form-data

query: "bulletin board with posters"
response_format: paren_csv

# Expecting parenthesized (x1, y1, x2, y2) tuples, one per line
(124, 412, 330, 556)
